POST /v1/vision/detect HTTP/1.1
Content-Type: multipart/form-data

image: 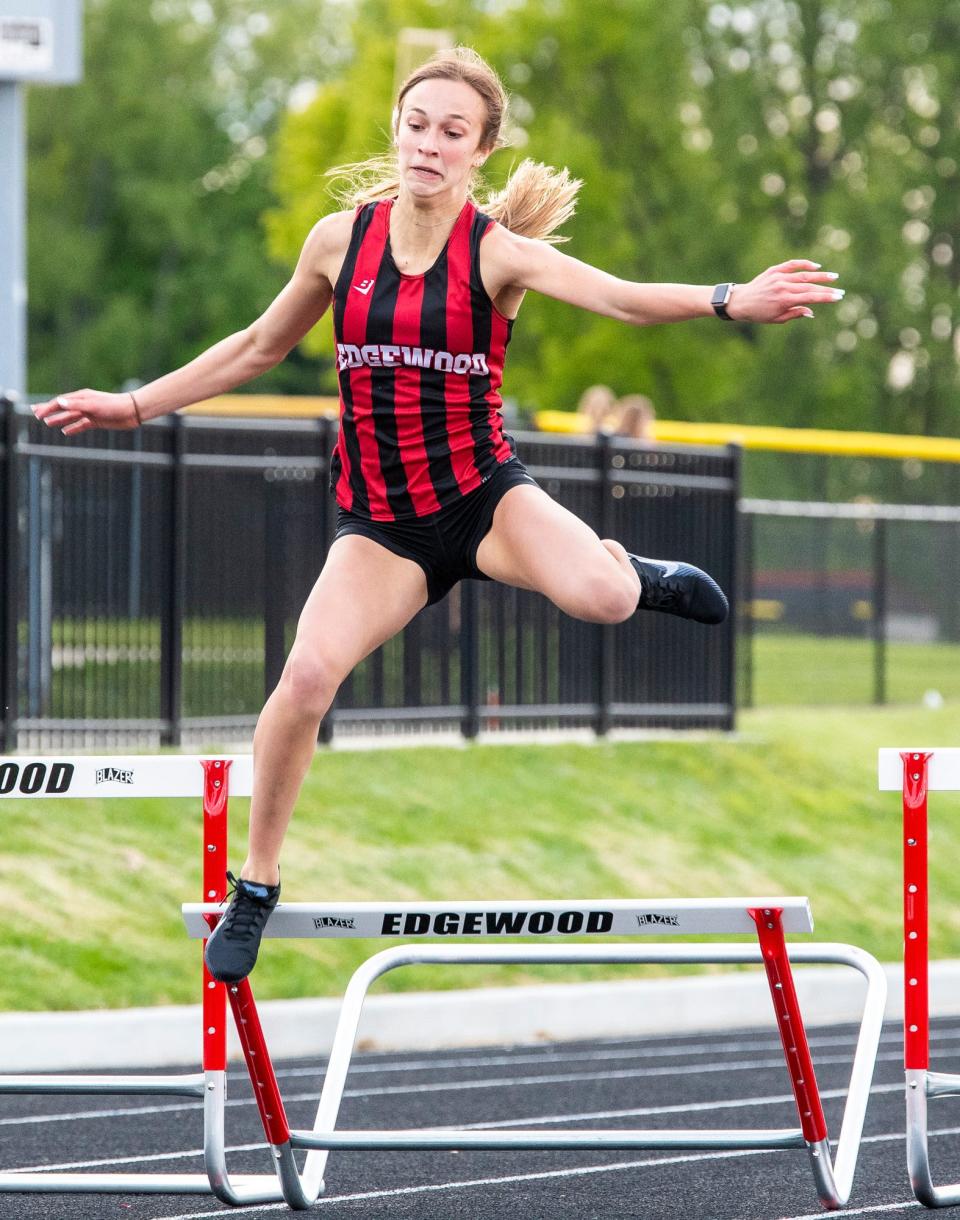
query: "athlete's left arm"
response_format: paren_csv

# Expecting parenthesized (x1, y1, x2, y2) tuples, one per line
(482, 226, 843, 325)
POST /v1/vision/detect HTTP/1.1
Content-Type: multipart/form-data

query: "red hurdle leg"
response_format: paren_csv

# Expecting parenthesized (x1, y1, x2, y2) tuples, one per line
(749, 906, 828, 1144)
(227, 980, 291, 1148)
(901, 750, 932, 1072)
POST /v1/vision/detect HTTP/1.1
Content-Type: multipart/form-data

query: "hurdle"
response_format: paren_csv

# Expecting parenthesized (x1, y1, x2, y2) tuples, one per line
(0, 754, 886, 1211)
(879, 747, 960, 1208)
(0, 754, 302, 1207)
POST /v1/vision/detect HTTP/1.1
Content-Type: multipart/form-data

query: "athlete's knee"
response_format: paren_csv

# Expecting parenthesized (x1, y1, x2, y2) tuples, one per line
(567, 569, 639, 624)
(279, 645, 343, 717)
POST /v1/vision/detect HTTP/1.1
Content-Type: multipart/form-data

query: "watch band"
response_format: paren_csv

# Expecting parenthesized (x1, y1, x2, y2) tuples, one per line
(711, 282, 736, 321)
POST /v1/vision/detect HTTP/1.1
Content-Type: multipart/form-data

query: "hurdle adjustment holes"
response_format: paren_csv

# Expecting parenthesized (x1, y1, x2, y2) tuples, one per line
(774, 982, 783, 990)
(908, 885, 918, 893)
(910, 1024, 919, 1032)
(910, 978, 919, 986)
(908, 838, 917, 846)
(207, 844, 216, 853)
(207, 981, 216, 990)
(207, 889, 217, 898)
(913, 773, 920, 781)
(909, 931, 919, 940)
(207, 1026, 216, 1035)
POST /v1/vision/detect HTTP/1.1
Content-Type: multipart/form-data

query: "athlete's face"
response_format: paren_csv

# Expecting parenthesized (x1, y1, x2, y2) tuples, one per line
(396, 79, 490, 200)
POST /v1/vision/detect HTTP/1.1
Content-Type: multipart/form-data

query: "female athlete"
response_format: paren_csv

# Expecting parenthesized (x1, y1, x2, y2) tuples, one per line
(34, 47, 843, 981)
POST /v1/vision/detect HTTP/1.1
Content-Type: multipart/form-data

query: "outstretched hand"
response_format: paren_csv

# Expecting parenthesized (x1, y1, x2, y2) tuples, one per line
(32, 390, 140, 435)
(727, 260, 844, 324)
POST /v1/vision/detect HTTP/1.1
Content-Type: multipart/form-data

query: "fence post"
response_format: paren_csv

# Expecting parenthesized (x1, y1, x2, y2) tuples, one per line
(317, 416, 335, 745)
(726, 444, 742, 727)
(873, 516, 887, 706)
(263, 468, 286, 704)
(739, 502, 755, 710)
(160, 414, 185, 746)
(594, 429, 613, 737)
(1, 394, 19, 751)
(460, 579, 480, 740)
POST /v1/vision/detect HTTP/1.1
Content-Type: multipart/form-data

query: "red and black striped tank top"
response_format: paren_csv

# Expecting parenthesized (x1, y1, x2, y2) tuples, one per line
(331, 198, 515, 521)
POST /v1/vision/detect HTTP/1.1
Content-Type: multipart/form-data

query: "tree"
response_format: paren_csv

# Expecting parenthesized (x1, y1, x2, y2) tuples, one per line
(26, 0, 345, 395)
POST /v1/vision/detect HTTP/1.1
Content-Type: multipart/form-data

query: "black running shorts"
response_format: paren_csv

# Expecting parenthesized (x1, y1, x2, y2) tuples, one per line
(334, 458, 539, 605)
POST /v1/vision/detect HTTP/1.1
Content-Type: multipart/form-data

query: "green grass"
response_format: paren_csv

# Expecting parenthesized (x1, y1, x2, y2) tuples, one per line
(4, 703, 960, 1012)
(749, 632, 960, 705)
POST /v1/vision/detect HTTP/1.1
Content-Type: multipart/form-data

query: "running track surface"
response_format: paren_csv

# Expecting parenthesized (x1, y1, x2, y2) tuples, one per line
(2, 1018, 959, 1219)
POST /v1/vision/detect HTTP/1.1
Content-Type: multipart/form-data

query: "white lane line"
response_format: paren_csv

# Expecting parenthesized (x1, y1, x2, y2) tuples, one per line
(0, 1079, 907, 1175)
(262, 1029, 911, 1080)
(776, 1201, 922, 1219)
(137, 1149, 795, 1220)
(140, 1123, 960, 1220)
(0, 1050, 908, 1129)
(457, 1080, 907, 1131)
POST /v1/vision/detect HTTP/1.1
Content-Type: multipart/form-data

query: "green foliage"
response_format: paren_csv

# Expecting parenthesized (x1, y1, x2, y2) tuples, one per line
(264, 0, 960, 430)
(26, 0, 346, 395)
(28, 1, 960, 433)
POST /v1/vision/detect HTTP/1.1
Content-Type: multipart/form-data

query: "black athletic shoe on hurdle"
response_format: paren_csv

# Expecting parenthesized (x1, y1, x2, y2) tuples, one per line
(204, 871, 280, 983)
(628, 554, 729, 625)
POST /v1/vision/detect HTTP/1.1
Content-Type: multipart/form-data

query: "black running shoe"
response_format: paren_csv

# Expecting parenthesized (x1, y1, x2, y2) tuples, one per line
(204, 871, 280, 983)
(628, 555, 729, 625)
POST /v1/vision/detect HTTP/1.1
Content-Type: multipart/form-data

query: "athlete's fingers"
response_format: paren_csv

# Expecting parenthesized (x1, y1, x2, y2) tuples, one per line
(785, 270, 840, 283)
(768, 258, 823, 273)
(782, 284, 844, 302)
(62, 416, 95, 436)
(775, 306, 815, 323)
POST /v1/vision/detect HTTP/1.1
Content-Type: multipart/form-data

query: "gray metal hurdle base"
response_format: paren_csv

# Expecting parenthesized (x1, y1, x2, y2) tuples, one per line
(0, 1069, 298, 1204)
(183, 897, 887, 1212)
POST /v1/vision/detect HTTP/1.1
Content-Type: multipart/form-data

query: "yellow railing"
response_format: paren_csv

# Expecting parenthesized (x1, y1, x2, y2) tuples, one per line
(182, 394, 338, 419)
(534, 409, 960, 464)
(183, 397, 960, 465)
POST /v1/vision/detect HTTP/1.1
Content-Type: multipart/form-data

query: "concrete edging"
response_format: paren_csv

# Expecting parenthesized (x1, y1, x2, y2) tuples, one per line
(1, 959, 956, 1071)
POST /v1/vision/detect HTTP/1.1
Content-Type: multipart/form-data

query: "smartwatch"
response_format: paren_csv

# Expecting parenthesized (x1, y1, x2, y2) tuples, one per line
(711, 283, 736, 320)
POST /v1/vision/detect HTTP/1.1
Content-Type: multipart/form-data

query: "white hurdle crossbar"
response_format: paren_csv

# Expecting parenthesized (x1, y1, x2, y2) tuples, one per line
(0, 754, 300, 1208)
(880, 747, 960, 1208)
(185, 895, 885, 1212)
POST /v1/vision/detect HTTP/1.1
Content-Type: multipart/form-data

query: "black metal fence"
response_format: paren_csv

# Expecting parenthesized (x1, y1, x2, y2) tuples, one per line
(739, 497, 960, 707)
(1, 396, 738, 749)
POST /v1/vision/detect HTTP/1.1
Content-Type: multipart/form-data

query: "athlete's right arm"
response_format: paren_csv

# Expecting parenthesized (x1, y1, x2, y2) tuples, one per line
(34, 211, 353, 436)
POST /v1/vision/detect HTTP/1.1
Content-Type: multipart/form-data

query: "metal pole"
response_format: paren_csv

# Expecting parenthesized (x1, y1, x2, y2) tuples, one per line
(160, 416, 185, 745)
(262, 471, 285, 703)
(595, 430, 613, 737)
(317, 417, 334, 745)
(1, 396, 19, 750)
(0, 83, 26, 398)
(740, 506, 755, 710)
(460, 579, 479, 739)
(873, 517, 887, 706)
(726, 444, 742, 727)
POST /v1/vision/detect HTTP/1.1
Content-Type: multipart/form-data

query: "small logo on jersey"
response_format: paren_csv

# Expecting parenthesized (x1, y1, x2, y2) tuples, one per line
(353, 279, 376, 296)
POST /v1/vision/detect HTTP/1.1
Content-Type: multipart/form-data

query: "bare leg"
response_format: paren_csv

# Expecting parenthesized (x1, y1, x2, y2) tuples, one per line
(475, 484, 641, 623)
(241, 535, 429, 884)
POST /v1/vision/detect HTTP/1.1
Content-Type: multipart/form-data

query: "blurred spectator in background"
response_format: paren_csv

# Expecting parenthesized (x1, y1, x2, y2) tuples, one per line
(611, 393, 656, 443)
(575, 383, 617, 432)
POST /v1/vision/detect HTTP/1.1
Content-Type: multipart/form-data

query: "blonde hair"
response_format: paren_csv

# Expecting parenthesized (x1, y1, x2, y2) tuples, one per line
(325, 47, 581, 243)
